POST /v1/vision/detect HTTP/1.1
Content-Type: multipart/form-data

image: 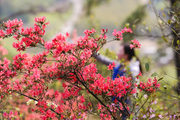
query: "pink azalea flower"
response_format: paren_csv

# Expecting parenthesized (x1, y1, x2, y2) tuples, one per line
(130, 39, 141, 49)
(108, 62, 116, 70)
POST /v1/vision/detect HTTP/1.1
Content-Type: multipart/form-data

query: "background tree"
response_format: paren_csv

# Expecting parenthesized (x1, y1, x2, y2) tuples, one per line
(85, 0, 110, 16)
(170, 0, 180, 95)
(120, 5, 146, 43)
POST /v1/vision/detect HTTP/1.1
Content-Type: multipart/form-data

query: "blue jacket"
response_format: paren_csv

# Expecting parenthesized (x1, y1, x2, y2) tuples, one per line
(112, 64, 125, 80)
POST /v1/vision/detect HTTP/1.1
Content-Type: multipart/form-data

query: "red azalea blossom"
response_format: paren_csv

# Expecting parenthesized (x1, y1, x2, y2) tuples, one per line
(130, 39, 141, 49)
(112, 27, 133, 40)
(136, 72, 142, 79)
(0, 17, 160, 120)
(108, 62, 116, 70)
(34, 16, 46, 23)
(138, 77, 160, 93)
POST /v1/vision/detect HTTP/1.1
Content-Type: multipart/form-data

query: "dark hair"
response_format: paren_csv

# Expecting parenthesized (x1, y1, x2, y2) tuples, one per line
(124, 44, 135, 61)
(123, 44, 143, 73)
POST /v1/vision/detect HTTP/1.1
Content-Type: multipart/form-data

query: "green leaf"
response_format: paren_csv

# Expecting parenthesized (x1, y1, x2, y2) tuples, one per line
(148, 27, 151, 32)
(145, 63, 150, 72)
(177, 40, 180, 45)
(168, 19, 171, 24)
(151, 72, 158, 77)
(162, 36, 168, 43)
(158, 77, 163, 81)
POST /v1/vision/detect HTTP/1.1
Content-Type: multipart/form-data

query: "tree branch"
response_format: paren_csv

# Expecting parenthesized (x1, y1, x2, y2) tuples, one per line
(15, 91, 63, 119)
(73, 71, 117, 120)
(135, 95, 149, 115)
(118, 99, 130, 117)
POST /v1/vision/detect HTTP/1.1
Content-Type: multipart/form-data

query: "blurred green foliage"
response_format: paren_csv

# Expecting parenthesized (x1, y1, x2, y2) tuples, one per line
(0, 0, 56, 18)
(121, 5, 146, 43)
(2, 38, 18, 60)
(85, 0, 110, 16)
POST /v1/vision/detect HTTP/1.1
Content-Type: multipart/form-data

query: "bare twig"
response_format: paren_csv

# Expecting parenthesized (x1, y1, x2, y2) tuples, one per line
(158, 90, 180, 99)
(150, 0, 180, 39)
(118, 99, 130, 117)
(135, 95, 149, 115)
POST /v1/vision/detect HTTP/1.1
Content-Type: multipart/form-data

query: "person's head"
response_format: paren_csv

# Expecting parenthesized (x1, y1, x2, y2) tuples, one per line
(117, 44, 135, 61)
(117, 44, 143, 73)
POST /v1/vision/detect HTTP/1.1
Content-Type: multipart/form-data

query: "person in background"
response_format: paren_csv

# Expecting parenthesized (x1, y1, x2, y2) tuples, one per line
(93, 44, 142, 78)
(93, 44, 142, 120)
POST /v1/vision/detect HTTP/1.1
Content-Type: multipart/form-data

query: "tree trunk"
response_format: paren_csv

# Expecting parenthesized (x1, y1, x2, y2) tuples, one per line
(170, 0, 180, 95)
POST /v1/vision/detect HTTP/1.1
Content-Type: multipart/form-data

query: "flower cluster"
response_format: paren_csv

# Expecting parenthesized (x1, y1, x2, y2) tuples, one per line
(112, 27, 132, 40)
(130, 39, 141, 49)
(0, 16, 48, 51)
(82, 63, 136, 99)
(107, 62, 116, 70)
(3, 18, 23, 35)
(0, 17, 160, 120)
(138, 77, 160, 93)
(90, 76, 136, 98)
(3, 111, 18, 119)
